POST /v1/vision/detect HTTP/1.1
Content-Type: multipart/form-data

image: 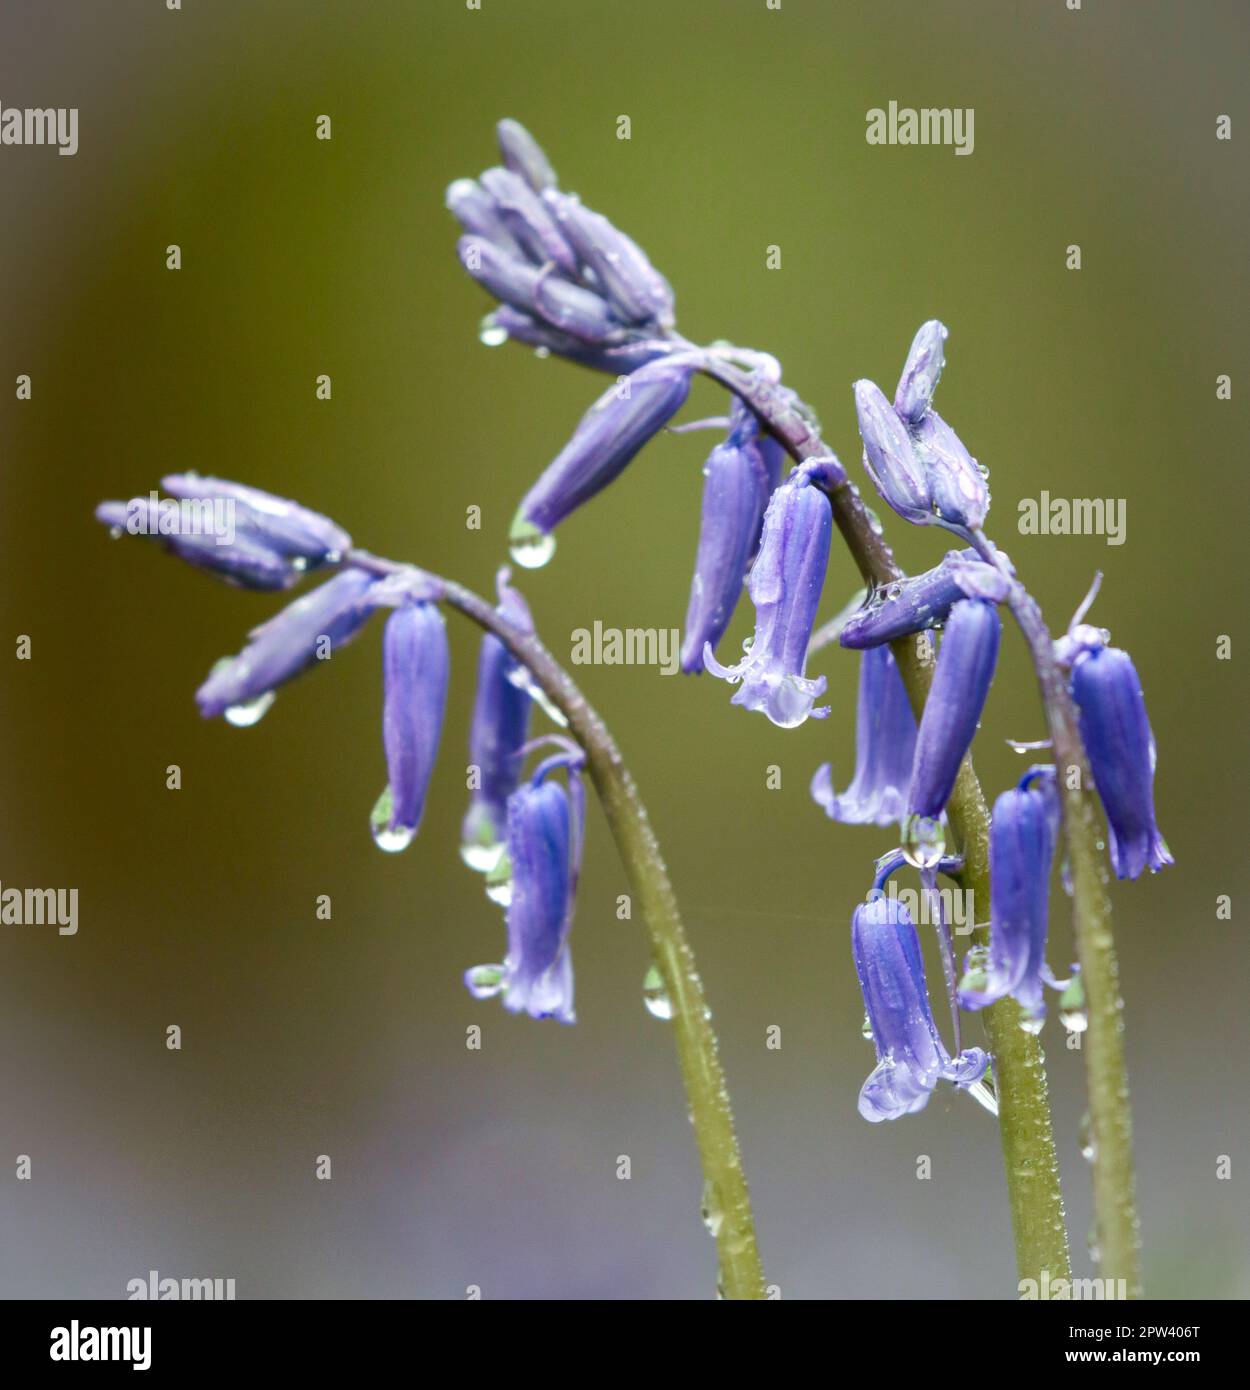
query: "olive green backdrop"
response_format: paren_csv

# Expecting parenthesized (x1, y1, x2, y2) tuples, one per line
(1, 0, 1246, 1298)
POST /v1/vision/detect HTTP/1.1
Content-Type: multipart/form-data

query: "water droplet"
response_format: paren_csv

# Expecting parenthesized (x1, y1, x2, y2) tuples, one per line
(108, 525, 123, 540)
(370, 786, 414, 853)
(466, 963, 506, 999)
(966, 1078, 999, 1118)
(533, 346, 550, 360)
(1019, 1015, 1045, 1036)
(1059, 976, 1087, 1034)
(643, 963, 673, 1020)
(479, 317, 509, 348)
(460, 838, 504, 873)
(484, 852, 513, 906)
(860, 1011, 874, 1042)
(509, 516, 556, 569)
(224, 690, 275, 727)
(865, 506, 885, 536)
(1078, 1112, 1097, 1163)
(700, 1180, 724, 1239)
(901, 813, 945, 869)
(505, 665, 568, 727)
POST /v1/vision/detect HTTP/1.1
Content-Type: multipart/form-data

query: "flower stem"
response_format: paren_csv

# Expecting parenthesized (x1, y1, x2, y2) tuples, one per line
(348, 551, 766, 1300)
(970, 534, 1142, 1296)
(697, 362, 1072, 1289)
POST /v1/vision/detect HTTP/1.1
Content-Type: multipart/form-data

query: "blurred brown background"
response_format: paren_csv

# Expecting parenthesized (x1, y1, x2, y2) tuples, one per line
(1, 0, 1246, 1298)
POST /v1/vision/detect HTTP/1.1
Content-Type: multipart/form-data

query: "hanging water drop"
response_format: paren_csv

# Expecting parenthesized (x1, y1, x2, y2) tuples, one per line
(1078, 1111, 1097, 1163)
(860, 1011, 874, 1042)
(966, 1077, 1000, 1118)
(370, 786, 414, 853)
(466, 963, 506, 999)
(901, 813, 945, 869)
(700, 1180, 724, 1239)
(485, 852, 513, 906)
(460, 835, 505, 874)
(1059, 975, 1088, 1034)
(642, 963, 673, 1020)
(479, 317, 509, 348)
(224, 690, 275, 728)
(509, 516, 556, 569)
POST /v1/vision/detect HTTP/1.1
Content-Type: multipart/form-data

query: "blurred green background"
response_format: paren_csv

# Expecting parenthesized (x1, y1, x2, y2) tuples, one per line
(1, 0, 1246, 1298)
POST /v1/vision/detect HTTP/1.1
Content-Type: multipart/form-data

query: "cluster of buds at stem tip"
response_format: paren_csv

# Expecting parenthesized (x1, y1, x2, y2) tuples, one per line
(854, 320, 990, 535)
(1055, 597, 1172, 881)
(450, 119, 676, 373)
(853, 854, 989, 1123)
(95, 475, 352, 591)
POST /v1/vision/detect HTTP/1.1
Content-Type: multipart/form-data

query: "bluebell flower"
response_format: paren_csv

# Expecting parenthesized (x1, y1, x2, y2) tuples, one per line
(496, 118, 558, 193)
(855, 323, 989, 533)
(479, 167, 580, 275)
(1068, 644, 1172, 880)
(544, 191, 675, 328)
(160, 474, 352, 568)
(461, 571, 535, 870)
(457, 235, 620, 343)
(853, 888, 989, 1123)
(905, 597, 1001, 860)
(445, 177, 527, 259)
(811, 646, 916, 825)
(372, 602, 450, 852)
(893, 319, 947, 425)
(96, 497, 300, 591)
(838, 548, 1006, 650)
(680, 405, 775, 673)
(481, 305, 670, 375)
(703, 466, 832, 727)
(466, 758, 585, 1024)
(959, 768, 1067, 1023)
(510, 356, 696, 558)
(196, 568, 379, 718)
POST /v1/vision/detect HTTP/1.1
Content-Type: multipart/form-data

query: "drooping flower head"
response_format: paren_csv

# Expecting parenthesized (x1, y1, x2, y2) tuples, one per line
(461, 570, 535, 871)
(959, 767, 1068, 1023)
(703, 463, 833, 727)
(905, 597, 1002, 862)
(838, 548, 1011, 650)
(466, 752, 586, 1024)
(195, 568, 380, 719)
(1065, 639, 1172, 880)
(811, 645, 916, 825)
(680, 399, 776, 673)
(509, 355, 698, 564)
(853, 880, 989, 1123)
(371, 602, 450, 852)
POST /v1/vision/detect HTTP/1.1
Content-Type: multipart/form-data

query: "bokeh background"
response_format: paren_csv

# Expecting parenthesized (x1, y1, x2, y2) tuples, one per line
(1, 0, 1247, 1299)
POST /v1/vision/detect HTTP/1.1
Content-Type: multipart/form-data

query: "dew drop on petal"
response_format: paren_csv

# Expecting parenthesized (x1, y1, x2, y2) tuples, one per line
(224, 690, 276, 728)
(902, 813, 945, 869)
(479, 318, 509, 348)
(370, 786, 414, 853)
(509, 516, 556, 569)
